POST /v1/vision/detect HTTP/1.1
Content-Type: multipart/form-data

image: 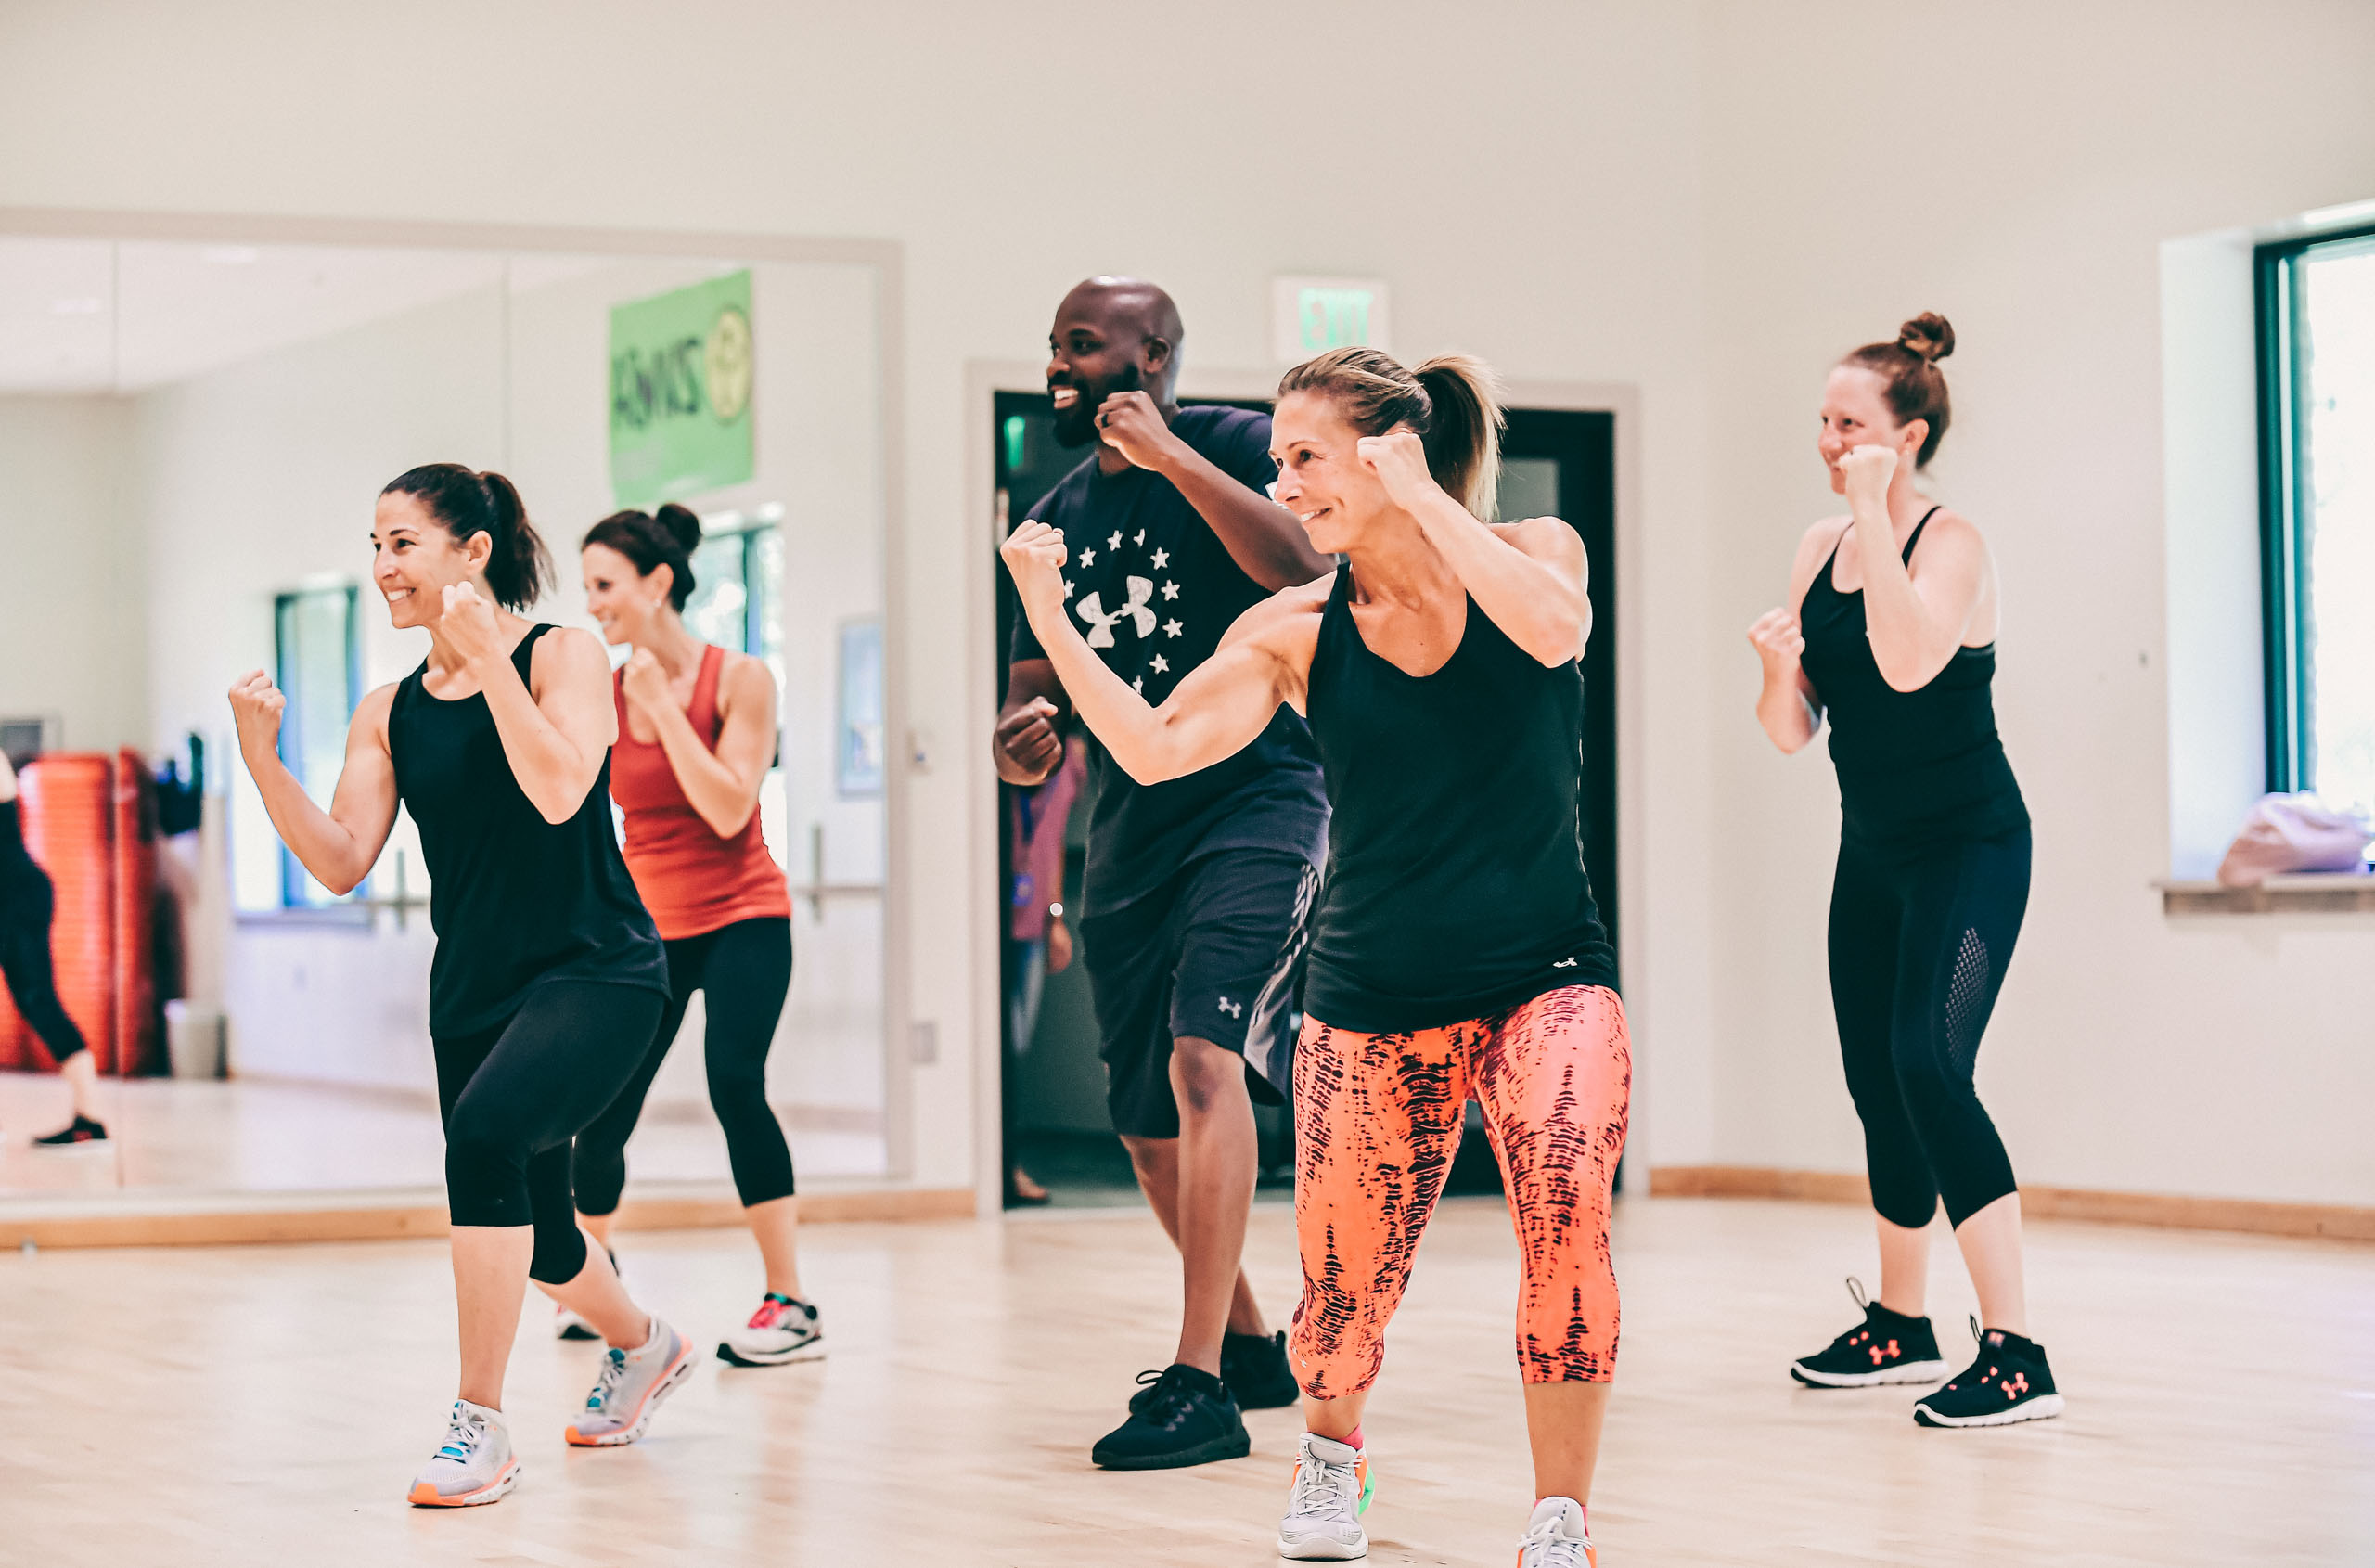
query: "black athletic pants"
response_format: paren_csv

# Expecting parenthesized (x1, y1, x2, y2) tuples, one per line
(1828, 829, 2029, 1230)
(1, 875, 89, 1065)
(433, 979, 664, 1283)
(571, 917, 796, 1215)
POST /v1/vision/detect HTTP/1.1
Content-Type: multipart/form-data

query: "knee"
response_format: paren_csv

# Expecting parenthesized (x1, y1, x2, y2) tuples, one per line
(1170, 1037, 1246, 1116)
(705, 1052, 769, 1114)
(529, 1220, 588, 1286)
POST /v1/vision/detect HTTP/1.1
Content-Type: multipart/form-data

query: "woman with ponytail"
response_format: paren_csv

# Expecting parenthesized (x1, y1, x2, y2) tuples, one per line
(1003, 348, 1627, 1565)
(229, 465, 690, 1509)
(571, 503, 815, 1370)
(1749, 315, 2060, 1429)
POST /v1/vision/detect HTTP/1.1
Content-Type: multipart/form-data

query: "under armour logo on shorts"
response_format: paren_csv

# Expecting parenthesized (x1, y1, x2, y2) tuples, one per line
(1216, 996, 1243, 1019)
(1553, 956, 1578, 969)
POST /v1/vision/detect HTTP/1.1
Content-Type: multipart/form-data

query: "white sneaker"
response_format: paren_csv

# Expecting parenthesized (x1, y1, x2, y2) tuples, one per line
(1277, 1431, 1371, 1560)
(565, 1317, 695, 1446)
(1517, 1497, 1597, 1568)
(717, 1293, 826, 1367)
(407, 1400, 520, 1507)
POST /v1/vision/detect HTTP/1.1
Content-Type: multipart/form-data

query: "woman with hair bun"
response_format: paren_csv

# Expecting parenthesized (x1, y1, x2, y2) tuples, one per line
(572, 503, 815, 1370)
(1748, 315, 2060, 1429)
(231, 465, 691, 1508)
(1005, 347, 1626, 1565)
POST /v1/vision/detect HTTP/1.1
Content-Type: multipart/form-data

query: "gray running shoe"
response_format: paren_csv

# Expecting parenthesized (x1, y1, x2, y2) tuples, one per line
(1517, 1497, 1597, 1568)
(407, 1400, 519, 1507)
(565, 1318, 695, 1446)
(717, 1293, 826, 1367)
(1277, 1431, 1372, 1560)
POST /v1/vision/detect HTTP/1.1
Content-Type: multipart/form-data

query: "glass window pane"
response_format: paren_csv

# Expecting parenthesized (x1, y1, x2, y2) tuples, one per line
(274, 586, 359, 907)
(2297, 240, 2375, 811)
(684, 530, 751, 650)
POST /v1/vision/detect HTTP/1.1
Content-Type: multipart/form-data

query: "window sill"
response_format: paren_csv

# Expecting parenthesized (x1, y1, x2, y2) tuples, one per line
(2158, 875, 2375, 915)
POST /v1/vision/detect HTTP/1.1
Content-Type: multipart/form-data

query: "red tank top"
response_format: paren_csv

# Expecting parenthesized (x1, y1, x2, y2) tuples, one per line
(610, 643, 792, 940)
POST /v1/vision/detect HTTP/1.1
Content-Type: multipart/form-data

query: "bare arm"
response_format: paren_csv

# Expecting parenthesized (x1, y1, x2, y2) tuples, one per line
(995, 659, 1072, 786)
(1837, 447, 1989, 691)
(1001, 521, 1321, 785)
(1748, 520, 1839, 754)
(1098, 392, 1332, 589)
(479, 628, 617, 824)
(631, 652, 777, 838)
(228, 676, 401, 897)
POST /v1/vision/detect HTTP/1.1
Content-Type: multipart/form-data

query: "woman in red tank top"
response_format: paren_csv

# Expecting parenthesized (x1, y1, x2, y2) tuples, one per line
(571, 504, 819, 1369)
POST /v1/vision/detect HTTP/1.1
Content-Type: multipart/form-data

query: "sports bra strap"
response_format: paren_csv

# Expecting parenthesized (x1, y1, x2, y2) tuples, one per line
(1901, 506, 1943, 565)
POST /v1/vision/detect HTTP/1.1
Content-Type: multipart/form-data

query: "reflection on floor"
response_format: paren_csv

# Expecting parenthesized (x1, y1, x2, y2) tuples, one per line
(0, 1071, 887, 1196)
(7, 1197, 2370, 1564)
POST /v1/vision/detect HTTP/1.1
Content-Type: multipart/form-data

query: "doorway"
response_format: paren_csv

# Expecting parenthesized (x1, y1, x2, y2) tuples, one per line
(989, 392, 1618, 1208)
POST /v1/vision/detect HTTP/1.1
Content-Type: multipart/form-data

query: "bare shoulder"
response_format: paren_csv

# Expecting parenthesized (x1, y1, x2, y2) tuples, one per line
(1907, 506, 1990, 572)
(528, 625, 612, 688)
(1223, 572, 1333, 645)
(715, 648, 778, 712)
(349, 682, 400, 750)
(1493, 515, 1584, 565)
(1799, 513, 1854, 565)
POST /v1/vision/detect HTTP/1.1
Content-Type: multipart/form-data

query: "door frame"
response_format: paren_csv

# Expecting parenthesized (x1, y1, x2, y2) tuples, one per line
(965, 365, 1650, 1213)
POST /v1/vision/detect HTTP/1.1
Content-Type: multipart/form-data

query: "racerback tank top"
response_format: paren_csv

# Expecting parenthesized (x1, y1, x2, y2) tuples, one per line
(1301, 568, 1617, 1034)
(609, 642, 792, 941)
(390, 624, 669, 1036)
(1796, 510, 2029, 852)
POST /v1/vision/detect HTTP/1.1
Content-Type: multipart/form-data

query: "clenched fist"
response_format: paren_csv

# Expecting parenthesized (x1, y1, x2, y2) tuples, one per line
(440, 581, 505, 667)
(1836, 443, 1897, 509)
(996, 697, 1062, 782)
(1000, 520, 1072, 624)
(1356, 430, 1437, 510)
(227, 670, 287, 759)
(619, 647, 672, 717)
(1747, 608, 1805, 675)
(1094, 391, 1183, 472)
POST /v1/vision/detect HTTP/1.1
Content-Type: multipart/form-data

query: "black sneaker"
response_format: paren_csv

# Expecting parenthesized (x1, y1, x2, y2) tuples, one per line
(1914, 1318, 2064, 1428)
(1221, 1329, 1302, 1410)
(32, 1115, 108, 1150)
(1789, 1278, 1948, 1388)
(1092, 1363, 1251, 1470)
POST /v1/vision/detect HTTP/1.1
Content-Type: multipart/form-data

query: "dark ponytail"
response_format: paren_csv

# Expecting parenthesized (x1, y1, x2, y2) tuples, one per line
(1841, 312, 1956, 468)
(1277, 347, 1507, 517)
(581, 501, 701, 610)
(380, 463, 554, 610)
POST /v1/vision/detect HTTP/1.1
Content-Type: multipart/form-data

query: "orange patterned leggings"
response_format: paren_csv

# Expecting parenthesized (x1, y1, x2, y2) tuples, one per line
(1287, 985, 1631, 1399)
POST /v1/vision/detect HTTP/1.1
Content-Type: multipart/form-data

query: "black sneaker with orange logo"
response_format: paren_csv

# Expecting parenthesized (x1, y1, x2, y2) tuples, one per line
(1914, 1319, 2064, 1427)
(1790, 1278, 1948, 1388)
(32, 1114, 109, 1150)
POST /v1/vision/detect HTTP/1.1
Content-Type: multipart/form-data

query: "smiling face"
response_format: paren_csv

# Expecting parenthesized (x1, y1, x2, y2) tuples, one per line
(371, 491, 487, 629)
(1044, 280, 1174, 448)
(1270, 391, 1397, 556)
(581, 541, 668, 646)
(1817, 366, 1923, 494)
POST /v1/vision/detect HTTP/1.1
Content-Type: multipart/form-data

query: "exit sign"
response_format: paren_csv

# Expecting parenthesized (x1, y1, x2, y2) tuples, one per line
(1272, 276, 1391, 363)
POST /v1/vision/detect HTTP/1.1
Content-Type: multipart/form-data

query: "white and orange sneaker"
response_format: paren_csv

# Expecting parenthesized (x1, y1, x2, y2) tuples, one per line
(564, 1318, 694, 1446)
(407, 1400, 519, 1507)
(717, 1293, 825, 1368)
(1516, 1497, 1595, 1568)
(1277, 1431, 1372, 1560)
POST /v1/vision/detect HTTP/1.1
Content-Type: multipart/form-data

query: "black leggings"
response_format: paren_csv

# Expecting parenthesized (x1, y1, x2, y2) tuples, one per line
(571, 917, 796, 1215)
(1, 876, 88, 1065)
(434, 979, 664, 1283)
(1828, 829, 2029, 1230)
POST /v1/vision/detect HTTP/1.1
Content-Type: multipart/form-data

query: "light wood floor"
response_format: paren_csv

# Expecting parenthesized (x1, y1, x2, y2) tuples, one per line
(4, 1196, 2370, 1565)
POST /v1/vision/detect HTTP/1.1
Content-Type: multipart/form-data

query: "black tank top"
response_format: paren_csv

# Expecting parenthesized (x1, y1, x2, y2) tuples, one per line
(1302, 569, 1617, 1033)
(390, 624, 668, 1036)
(1797, 510, 2029, 851)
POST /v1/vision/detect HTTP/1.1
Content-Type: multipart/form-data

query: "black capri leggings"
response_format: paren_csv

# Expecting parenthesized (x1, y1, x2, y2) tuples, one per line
(434, 979, 665, 1284)
(572, 917, 796, 1216)
(1, 876, 89, 1066)
(1828, 829, 2030, 1231)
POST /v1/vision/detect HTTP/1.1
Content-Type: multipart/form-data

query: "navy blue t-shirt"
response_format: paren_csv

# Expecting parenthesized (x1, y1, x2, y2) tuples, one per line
(1010, 405, 1329, 914)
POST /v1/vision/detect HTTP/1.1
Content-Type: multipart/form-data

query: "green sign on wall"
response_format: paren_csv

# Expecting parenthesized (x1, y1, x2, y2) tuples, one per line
(609, 270, 755, 508)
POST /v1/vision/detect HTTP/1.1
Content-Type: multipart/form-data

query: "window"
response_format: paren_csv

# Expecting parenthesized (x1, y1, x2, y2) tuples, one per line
(2259, 224, 2375, 809)
(274, 586, 362, 907)
(678, 507, 794, 869)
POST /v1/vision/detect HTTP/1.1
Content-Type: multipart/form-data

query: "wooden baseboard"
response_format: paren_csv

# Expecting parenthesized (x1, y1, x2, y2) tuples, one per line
(5, 1187, 977, 1251)
(1646, 1165, 2375, 1242)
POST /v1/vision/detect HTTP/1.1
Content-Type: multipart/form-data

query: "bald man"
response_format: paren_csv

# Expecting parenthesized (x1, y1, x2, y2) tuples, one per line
(995, 277, 1331, 1470)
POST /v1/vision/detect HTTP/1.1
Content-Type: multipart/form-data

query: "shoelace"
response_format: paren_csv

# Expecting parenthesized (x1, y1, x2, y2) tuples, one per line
(1520, 1512, 1590, 1568)
(1288, 1449, 1361, 1518)
(586, 1347, 630, 1412)
(435, 1408, 486, 1465)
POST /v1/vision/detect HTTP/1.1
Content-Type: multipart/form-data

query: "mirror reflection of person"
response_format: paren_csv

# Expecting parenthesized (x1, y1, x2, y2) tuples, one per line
(571, 504, 818, 1369)
(1748, 314, 2058, 1430)
(231, 464, 689, 1509)
(1002, 349, 1626, 1565)
(0, 751, 109, 1148)
(1007, 732, 1088, 1204)
(994, 276, 1333, 1470)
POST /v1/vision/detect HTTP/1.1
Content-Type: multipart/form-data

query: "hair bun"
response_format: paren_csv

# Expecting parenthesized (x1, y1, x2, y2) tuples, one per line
(652, 502, 702, 556)
(1897, 313, 1955, 364)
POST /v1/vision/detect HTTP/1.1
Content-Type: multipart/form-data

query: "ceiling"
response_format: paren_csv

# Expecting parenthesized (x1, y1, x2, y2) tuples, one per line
(0, 240, 610, 394)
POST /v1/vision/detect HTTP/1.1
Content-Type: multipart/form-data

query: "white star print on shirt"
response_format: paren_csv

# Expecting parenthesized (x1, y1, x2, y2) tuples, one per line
(1150, 547, 1169, 569)
(1161, 581, 1179, 600)
(1062, 578, 1074, 598)
(1134, 530, 1146, 546)
(1132, 675, 1144, 693)
(1162, 618, 1184, 637)
(1150, 655, 1169, 674)
(1079, 548, 1096, 566)
(1108, 531, 1123, 550)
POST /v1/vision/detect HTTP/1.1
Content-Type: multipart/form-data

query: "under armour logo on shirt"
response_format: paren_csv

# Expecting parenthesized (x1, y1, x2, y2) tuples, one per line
(1216, 996, 1243, 1019)
(1075, 576, 1156, 647)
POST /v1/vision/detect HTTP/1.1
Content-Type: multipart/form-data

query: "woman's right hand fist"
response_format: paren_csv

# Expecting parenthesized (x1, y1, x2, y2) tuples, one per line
(228, 670, 288, 757)
(1747, 609, 1805, 674)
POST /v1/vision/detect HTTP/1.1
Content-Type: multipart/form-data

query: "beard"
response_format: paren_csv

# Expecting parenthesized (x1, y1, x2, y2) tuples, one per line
(1051, 360, 1140, 449)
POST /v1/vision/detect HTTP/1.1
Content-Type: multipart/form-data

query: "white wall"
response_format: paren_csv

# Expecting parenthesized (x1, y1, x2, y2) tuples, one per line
(0, 395, 142, 752)
(1695, 0, 2375, 1206)
(6, 0, 2373, 1206)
